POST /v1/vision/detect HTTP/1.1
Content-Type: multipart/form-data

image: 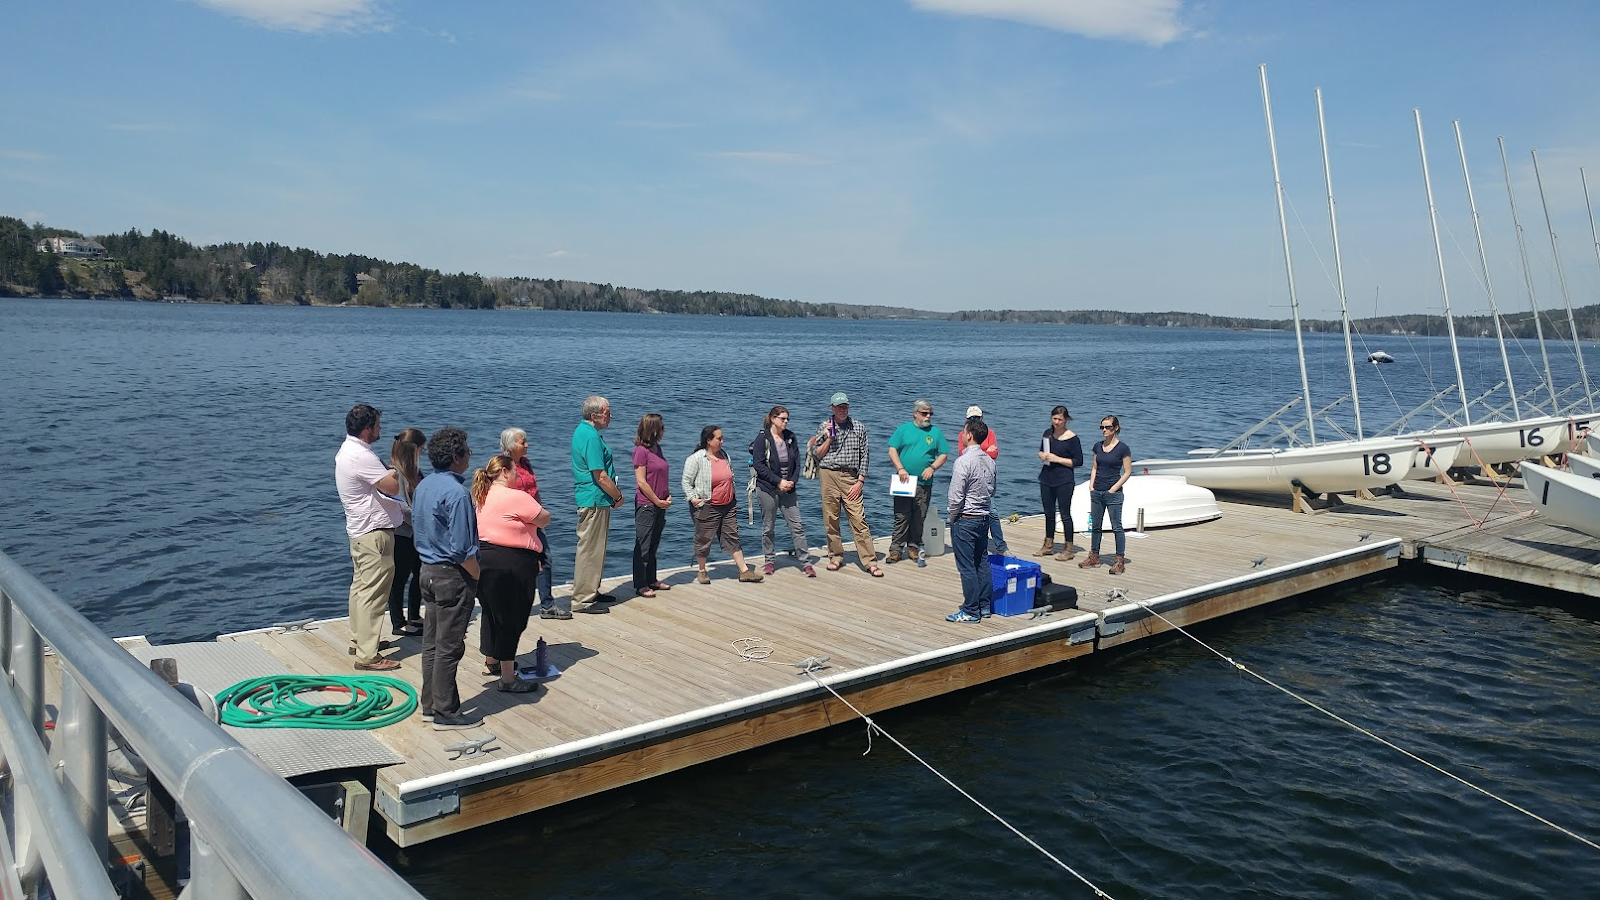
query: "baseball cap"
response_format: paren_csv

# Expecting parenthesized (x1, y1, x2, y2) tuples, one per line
(966, 405, 983, 418)
(830, 392, 850, 406)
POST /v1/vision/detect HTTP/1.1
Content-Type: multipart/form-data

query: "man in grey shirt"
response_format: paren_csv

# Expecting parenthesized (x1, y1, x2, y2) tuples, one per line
(945, 417, 997, 623)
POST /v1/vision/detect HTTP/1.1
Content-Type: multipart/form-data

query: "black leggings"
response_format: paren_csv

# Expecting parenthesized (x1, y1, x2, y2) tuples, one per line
(1040, 481, 1074, 541)
(389, 532, 422, 629)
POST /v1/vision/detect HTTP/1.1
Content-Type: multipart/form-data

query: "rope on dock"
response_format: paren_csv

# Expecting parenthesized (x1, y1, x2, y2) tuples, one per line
(215, 674, 418, 729)
(1103, 587, 1600, 854)
(781, 655, 1117, 898)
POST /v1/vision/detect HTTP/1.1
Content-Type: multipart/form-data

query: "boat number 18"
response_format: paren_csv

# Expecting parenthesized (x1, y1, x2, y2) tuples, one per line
(1362, 453, 1392, 476)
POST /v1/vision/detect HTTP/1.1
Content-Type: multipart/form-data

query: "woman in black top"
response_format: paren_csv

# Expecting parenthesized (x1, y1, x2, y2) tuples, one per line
(1079, 414, 1133, 575)
(750, 405, 816, 577)
(1036, 405, 1083, 560)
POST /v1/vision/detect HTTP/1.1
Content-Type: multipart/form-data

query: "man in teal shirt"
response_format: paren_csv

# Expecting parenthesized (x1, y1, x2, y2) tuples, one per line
(886, 398, 949, 565)
(568, 395, 624, 615)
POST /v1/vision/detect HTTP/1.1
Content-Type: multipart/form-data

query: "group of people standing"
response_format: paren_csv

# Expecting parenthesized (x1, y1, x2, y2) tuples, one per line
(334, 396, 1136, 729)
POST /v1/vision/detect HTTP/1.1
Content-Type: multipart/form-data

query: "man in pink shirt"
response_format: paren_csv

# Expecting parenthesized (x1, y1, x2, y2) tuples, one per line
(967, 405, 1009, 555)
(334, 404, 404, 670)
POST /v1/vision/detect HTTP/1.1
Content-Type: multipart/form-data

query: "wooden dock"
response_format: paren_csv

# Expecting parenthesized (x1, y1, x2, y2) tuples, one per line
(181, 477, 1593, 847)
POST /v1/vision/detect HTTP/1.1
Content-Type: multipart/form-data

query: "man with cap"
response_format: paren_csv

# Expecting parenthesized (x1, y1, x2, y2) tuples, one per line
(811, 392, 883, 576)
(885, 398, 949, 566)
(967, 405, 1008, 554)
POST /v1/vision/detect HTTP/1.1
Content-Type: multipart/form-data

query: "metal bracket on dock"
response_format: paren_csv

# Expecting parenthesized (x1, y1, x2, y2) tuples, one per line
(1420, 546, 1468, 568)
(1097, 619, 1126, 638)
(1068, 625, 1097, 645)
(375, 788, 461, 827)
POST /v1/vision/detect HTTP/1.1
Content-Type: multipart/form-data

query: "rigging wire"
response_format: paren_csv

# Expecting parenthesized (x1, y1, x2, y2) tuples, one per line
(1102, 588, 1600, 854)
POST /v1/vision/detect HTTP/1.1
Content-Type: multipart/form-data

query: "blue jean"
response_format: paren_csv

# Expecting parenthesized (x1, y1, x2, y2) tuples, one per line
(951, 517, 991, 617)
(535, 526, 555, 605)
(988, 513, 1006, 549)
(1089, 489, 1125, 557)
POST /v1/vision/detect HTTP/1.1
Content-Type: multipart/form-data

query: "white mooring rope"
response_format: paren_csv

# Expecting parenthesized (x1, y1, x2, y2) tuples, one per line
(1102, 587, 1600, 854)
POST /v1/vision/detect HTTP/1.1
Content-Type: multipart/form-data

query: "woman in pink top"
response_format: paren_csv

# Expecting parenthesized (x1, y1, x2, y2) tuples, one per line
(682, 425, 763, 585)
(631, 414, 673, 597)
(471, 454, 549, 694)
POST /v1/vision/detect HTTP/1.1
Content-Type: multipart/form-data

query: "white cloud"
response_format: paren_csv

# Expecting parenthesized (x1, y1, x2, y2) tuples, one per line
(909, 0, 1186, 46)
(707, 151, 827, 166)
(192, 0, 382, 33)
(547, 249, 571, 258)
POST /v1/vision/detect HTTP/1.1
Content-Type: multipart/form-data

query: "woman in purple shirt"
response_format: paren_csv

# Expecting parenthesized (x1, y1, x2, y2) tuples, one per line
(631, 413, 673, 597)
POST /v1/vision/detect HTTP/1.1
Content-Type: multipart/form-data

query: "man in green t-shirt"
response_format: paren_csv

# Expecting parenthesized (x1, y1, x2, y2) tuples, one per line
(886, 398, 950, 565)
(568, 395, 624, 615)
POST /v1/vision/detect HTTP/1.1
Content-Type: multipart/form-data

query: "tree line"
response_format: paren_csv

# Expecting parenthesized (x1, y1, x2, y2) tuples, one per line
(951, 305, 1600, 340)
(0, 216, 838, 317)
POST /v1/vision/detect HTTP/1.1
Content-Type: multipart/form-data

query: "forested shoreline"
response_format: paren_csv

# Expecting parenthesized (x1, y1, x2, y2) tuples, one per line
(3, 215, 1596, 336)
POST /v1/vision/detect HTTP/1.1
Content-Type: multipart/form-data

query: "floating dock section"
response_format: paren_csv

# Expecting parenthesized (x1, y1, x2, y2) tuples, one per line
(110, 477, 1582, 847)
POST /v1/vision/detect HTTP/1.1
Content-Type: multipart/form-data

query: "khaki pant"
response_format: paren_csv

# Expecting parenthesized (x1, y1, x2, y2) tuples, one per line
(347, 529, 395, 664)
(819, 468, 875, 566)
(573, 506, 612, 608)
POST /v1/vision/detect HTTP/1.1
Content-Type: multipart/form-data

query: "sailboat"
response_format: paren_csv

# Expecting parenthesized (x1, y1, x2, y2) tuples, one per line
(1137, 69, 1429, 500)
(1522, 463, 1600, 539)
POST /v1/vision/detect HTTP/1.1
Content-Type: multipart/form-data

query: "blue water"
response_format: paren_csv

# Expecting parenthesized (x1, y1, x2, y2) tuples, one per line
(2, 298, 1597, 897)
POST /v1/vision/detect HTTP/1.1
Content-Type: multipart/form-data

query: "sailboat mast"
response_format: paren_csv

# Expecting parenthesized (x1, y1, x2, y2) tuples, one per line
(1585, 167, 1600, 291)
(1454, 121, 1518, 419)
(1500, 136, 1559, 410)
(1414, 109, 1472, 425)
(1316, 88, 1362, 439)
(1260, 65, 1316, 444)
(1533, 148, 1593, 408)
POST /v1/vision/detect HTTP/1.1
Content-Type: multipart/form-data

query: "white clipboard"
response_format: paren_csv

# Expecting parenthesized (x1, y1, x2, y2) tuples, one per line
(889, 474, 917, 497)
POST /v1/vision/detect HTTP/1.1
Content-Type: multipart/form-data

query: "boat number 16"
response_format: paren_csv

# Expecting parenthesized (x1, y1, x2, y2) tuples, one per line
(1518, 428, 1545, 448)
(1362, 453, 1393, 476)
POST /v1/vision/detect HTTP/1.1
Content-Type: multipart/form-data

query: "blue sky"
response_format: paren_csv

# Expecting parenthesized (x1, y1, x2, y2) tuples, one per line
(6, 1, 1600, 316)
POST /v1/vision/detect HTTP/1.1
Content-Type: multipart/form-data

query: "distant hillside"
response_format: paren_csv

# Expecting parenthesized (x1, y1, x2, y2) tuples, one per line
(4, 214, 1598, 336)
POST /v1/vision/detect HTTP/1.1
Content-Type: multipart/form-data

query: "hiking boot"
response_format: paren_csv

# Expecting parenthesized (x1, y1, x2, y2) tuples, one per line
(737, 568, 765, 583)
(885, 549, 903, 564)
(1078, 552, 1101, 569)
(1109, 556, 1126, 575)
(1035, 540, 1054, 557)
(1055, 548, 1076, 562)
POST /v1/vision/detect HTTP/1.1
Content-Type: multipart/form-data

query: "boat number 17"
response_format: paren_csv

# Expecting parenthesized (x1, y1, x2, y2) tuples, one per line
(1362, 453, 1392, 476)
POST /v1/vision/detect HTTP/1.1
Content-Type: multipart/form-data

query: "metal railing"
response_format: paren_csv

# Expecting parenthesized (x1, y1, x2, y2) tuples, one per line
(0, 549, 425, 899)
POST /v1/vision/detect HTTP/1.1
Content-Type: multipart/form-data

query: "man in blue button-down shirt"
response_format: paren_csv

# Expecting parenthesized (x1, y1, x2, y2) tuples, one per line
(412, 426, 483, 730)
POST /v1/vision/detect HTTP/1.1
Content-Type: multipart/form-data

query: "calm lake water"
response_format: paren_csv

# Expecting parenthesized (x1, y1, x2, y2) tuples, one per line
(2, 298, 1597, 897)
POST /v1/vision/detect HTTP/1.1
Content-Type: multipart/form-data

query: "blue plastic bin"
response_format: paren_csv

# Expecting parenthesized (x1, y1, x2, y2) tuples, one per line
(988, 554, 1041, 616)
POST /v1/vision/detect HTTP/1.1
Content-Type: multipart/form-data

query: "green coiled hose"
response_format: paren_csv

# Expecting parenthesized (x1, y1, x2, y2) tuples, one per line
(215, 674, 418, 729)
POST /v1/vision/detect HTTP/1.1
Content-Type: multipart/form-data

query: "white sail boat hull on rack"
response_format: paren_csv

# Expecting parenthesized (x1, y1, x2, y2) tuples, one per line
(1138, 438, 1422, 494)
(1184, 435, 1464, 482)
(1564, 453, 1600, 479)
(1409, 415, 1574, 467)
(1522, 463, 1600, 539)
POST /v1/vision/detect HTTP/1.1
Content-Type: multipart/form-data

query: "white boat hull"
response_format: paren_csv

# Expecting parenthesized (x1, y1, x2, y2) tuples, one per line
(1065, 475, 1221, 531)
(1413, 416, 1575, 466)
(1522, 463, 1600, 539)
(1186, 437, 1461, 482)
(1565, 453, 1600, 479)
(1137, 439, 1421, 494)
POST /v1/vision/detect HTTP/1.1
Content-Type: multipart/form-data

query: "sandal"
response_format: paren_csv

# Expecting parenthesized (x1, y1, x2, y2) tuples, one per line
(497, 679, 538, 693)
(354, 658, 401, 671)
(394, 623, 423, 636)
(651, 582, 672, 591)
(825, 559, 843, 572)
(482, 658, 499, 676)
(869, 566, 885, 578)
(637, 587, 657, 598)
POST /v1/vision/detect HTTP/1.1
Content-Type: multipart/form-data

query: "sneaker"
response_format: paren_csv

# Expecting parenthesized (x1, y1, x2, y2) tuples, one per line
(906, 546, 920, 563)
(995, 544, 1010, 554)
(802, 564, 817, 578)
(540, 609, 573, 620)
(497, 679, 539, 693)
(916, 555, 927, 568)
(763, 562, 776, 576)
(945, 611, 981, 623)
(421, 710, 435, 722)
(431, 712, 483, 730)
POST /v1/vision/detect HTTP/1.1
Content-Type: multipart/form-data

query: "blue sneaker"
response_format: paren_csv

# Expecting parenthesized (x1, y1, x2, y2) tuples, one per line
(945, 611, 981, 623)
